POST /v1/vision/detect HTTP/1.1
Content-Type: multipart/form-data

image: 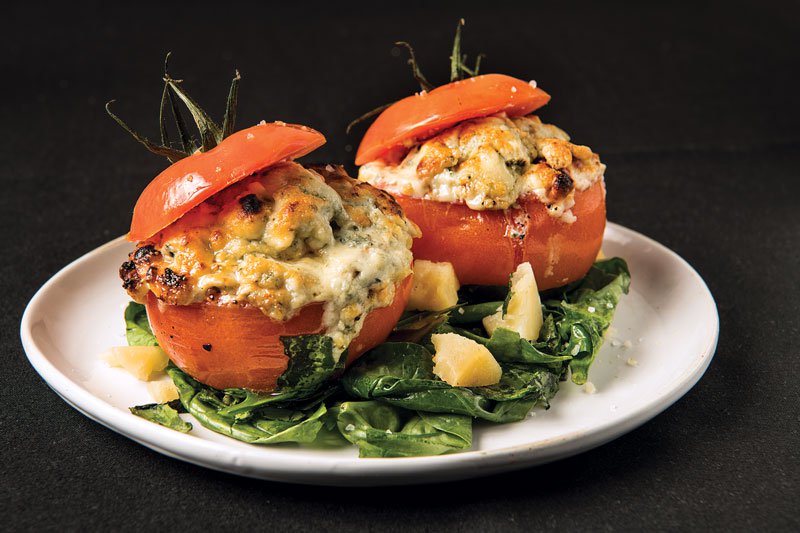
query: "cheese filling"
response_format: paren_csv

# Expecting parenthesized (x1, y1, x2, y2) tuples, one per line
(120, 163, 420, 359)
(358, 114, 606, 222)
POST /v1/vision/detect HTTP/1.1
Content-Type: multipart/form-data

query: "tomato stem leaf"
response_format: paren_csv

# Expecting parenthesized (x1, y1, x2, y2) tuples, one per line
(346, 19, 486, 135)
(158, 81, 171, 148)
(449, 18, 465, 82)
(395, 41, 434, 92)
(163, 53, 196, 154)
(346, 102, 394, 134)
(165, 76, 223, 152)
(222, 69, 241, 140)
(105, 101, 189, 162)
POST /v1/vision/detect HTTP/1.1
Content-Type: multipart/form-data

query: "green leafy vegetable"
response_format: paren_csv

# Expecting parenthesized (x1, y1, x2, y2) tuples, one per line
(129, 402, 192, 433)
(342, 343, 559, 423)
(279, 335, 341, 390)
(549, 258, 631, 384)
(447, 301, 503, 324)
(336, 401, 472, 457)
(458, 284, 509, 304)
(215, 335, 341, 417)
(124, 302, 158, 347)
(167, 366, 328, 444)
(392, 306, 459, 344)
(485, 327, 573, 366)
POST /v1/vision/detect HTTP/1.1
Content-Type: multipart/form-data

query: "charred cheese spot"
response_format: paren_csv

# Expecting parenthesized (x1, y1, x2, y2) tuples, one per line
(358, 114, 605, 222)
(238, 194, 263, 215)
(119, 162, 419, 359)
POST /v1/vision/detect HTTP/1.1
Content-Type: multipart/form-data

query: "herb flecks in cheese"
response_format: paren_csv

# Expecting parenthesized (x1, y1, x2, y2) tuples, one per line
(358, 114, 605, 221)
(120, 163, 419, 359)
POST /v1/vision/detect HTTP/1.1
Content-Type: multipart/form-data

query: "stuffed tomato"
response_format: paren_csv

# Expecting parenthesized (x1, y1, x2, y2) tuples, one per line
(356, 74, 606, 289)
(118, 121, 419, 391)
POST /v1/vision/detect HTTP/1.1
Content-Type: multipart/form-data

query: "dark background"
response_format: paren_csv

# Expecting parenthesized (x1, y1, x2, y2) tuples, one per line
(3, 1, 798, 530)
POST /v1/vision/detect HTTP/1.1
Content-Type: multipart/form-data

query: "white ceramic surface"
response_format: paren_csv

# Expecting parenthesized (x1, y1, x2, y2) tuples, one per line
(20, 222, 718, 486)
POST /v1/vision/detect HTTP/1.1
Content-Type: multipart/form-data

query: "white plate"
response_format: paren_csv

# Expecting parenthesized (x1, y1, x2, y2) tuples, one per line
(20, 222, 718, 486)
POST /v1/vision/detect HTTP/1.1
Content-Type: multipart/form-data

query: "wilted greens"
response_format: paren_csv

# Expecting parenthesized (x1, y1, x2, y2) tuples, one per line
(124, 258, 630, 457)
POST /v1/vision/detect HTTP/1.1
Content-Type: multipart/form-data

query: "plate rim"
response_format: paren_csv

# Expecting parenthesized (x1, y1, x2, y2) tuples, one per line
(20, 222, 719, 486)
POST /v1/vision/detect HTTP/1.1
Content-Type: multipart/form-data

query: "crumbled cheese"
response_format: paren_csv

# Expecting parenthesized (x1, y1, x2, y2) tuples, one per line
(583, 381, 597, 394)
(358, 114, 605, 221)
(147, 380, 179, 403)
(587, 306, 596, 313)
(611, 339, 622, 347)
(623, 340, 633, 349)
(626, 357, 639, 367)
(125, 163, 419, 361)
(344, 424, 355, 432)
(431, 333, 502, 387)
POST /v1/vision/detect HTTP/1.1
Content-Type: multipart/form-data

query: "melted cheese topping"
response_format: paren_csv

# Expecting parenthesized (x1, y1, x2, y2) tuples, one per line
(121, 163, 419, 358)
(358, 114, 606, 222)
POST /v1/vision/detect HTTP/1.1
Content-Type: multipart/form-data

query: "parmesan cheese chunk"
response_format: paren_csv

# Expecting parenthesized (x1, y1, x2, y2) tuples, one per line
(147, 379, 180, 403)
(482, 262, 543, 341)
(102, 346, 169, 381)
(406, 260, 460, 311)
(431, 333, 502, 387)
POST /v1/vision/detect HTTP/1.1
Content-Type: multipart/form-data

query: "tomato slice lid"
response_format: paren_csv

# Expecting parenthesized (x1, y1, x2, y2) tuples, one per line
(128, 122, 325, 242)
(355, 74, 550, 166)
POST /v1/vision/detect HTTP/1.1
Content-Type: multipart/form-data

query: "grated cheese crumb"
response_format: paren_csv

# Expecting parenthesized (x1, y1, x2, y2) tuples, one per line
(587, 306, 596, 313)
(457, 307, 465, 315)
(626, 357, 639, 367)
(344, 424, 355, 432)
(583, 381, 597, 394)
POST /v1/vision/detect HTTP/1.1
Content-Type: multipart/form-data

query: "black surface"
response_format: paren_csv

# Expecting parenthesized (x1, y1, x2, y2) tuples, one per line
(3, 1, 799, 530)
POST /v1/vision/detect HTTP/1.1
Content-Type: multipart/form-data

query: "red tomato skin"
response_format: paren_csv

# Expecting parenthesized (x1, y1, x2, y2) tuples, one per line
(145, 275, 412, 391)
(395, 182, 606, 289)
(129, 123, 325, 242)
(355, 74, 550, 165)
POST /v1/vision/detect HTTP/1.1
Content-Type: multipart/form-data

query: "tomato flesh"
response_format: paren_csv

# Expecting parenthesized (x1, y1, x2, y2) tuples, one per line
(145, 275, 412, 391)
(129, 122, 325, 242)
(395, 182, 606, 288)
